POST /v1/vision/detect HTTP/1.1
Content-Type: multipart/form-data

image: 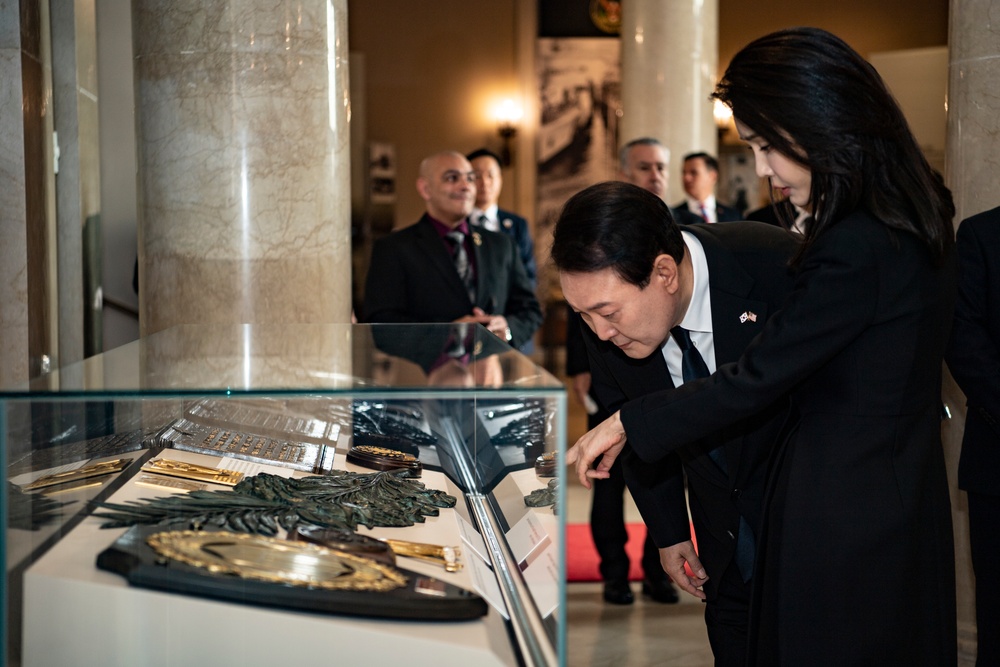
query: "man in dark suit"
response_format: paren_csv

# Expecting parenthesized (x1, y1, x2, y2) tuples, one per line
(566, 136, 680, 606)
(554, 181, 797, 666)
(362, 151, 542, 350)
(672, 152, 742, 225)
(466, 148, 537, 286)
(466, 148, 537, 354)
(946, 205, 1000, 667)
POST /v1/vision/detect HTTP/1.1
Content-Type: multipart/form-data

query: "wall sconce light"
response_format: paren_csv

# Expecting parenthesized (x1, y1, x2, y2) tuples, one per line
(494, 99, 522, 167)
(713, 99, 734, 141)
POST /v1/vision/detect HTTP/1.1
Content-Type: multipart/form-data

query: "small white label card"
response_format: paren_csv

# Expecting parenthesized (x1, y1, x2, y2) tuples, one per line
(456, 512, 491, 567)
(468, 554, 509, 619)
(521, 539, 560, 618)
(506, 511, 551, 571)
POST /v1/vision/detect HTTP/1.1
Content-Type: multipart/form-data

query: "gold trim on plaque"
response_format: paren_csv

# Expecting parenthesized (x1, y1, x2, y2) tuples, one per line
(146, 530, 408, 592)
(383, 538, 463, 572)
(23, 458, 132, 491)
(141, 459, 244, 486)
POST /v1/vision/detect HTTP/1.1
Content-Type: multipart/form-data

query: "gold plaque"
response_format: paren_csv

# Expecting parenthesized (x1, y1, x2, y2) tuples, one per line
(141, 459, 244, 486)
(23, 458, 132, 491)
(146, 530, 408, 592)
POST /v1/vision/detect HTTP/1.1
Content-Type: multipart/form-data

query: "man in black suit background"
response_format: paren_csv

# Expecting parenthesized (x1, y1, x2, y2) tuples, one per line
(554, 181, 797, 666)
(946, 205, 1000, 667)
(672, 152, 742, 225)
(466, 148, 538, 354)
(362, 151, 542, 350)
(466, 148, 537, 287)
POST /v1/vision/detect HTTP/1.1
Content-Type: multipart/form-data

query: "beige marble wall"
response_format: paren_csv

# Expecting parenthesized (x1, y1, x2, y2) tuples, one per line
(946, 4, 1000, 665)
(947, 1, 1000, 223)
(134, 0, 352, 335)
(619, 0, 718, 205)
(0, 3, 30, 386)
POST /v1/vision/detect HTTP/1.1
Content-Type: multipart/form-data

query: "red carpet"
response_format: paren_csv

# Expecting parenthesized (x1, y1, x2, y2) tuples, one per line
(565, 522, 696, 582)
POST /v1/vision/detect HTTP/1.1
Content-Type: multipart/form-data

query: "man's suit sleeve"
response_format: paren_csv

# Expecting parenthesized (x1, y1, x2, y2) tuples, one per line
(500, 234, 543, 348)
(363, 234, 421, 324)
(947, 213, 1000, 437)
(585, 333, 692, 548)
(501, 211, 538, 286)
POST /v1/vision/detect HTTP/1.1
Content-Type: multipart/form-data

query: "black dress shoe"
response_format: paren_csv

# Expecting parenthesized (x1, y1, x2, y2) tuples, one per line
(602, 580, 635, 605)
(642, 577, 680, 604)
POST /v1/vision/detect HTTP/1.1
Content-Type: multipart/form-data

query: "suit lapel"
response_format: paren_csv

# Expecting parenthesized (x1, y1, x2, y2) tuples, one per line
(689, 225, 771, 365)
(690, 224, 772, 480)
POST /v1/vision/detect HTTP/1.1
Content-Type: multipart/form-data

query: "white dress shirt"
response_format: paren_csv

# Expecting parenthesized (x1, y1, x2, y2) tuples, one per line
(661, 230, 716, 387)
(470, 204, 500, 233)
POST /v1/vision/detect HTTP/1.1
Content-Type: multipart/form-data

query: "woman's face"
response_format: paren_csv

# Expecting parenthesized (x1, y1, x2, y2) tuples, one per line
(735, 119, 813, 211)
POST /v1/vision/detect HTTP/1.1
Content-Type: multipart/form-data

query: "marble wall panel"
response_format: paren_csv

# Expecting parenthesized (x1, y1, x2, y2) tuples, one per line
(0, 47, 30, 386)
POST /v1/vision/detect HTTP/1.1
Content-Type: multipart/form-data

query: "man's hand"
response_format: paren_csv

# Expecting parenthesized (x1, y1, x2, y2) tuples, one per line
(455, 308, 511, 341)
(660, 541, 708, 600)
(564, 410, 627, 489)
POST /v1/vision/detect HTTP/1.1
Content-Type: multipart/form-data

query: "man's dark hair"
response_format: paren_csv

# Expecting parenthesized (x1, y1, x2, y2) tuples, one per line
(551, 181, 684, 289)
(465, 147, 503, 165)
(683, 151, 719, 173)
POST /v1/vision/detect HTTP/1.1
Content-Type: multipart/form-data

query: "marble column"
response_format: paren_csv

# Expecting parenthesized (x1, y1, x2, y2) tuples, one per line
(133, 0, 352, 336)
(619, 0, 718, 205)
(946, 4, 1000, 664)
(51, 0, 100, 367)
(0, 0, 31, 386)
(3, 0, 58, 384)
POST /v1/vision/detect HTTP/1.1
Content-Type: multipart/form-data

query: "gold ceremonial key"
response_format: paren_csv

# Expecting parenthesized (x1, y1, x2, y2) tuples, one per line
(382, 538, 463, 572)
(23, 458, 132, 491)
(141, 458, 244, 486)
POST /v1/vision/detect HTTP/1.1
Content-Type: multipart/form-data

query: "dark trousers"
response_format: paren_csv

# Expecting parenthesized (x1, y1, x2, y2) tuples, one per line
(969, 491, 1000, 667)
(705, 561, 752, 667)
(588, 437, 662, 581)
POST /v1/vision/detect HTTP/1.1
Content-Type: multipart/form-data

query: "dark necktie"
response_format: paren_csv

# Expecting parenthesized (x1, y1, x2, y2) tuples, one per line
(672, 325, 710, 382)
(671, 325, 755, 582)
(446, 230, 475, 303)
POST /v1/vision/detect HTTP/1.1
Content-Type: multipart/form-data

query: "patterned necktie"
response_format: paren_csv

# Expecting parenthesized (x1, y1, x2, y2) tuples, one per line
(699, 203, 711, 223)
(446, 230, 475, 303)
(671, 325, 756, 582)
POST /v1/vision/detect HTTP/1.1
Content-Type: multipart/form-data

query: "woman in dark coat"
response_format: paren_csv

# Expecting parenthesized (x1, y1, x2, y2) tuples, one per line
(568, 27, 957, 666)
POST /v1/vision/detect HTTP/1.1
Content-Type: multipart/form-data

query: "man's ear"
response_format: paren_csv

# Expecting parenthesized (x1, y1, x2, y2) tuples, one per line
(652, 254, 680, 291)
(416, 177, 430, 201)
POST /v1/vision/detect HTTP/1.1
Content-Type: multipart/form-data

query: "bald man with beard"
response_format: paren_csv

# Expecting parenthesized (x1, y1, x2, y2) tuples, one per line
(362, 151, 542, 349)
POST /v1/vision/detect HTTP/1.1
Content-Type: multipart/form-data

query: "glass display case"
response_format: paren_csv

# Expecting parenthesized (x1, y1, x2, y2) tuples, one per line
(1, 324, 567, 667)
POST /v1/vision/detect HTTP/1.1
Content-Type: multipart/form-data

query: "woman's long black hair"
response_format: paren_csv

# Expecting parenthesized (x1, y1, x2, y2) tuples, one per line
(712, 27, 954, 265)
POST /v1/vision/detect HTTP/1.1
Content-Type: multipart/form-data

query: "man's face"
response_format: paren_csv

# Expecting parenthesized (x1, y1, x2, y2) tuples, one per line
(681, 157, 718, 202)
(560, 261, 679, 360)
(621, 144, 669, 199)
(417, 154, 476, 224)
(470, 156, 502, 209)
